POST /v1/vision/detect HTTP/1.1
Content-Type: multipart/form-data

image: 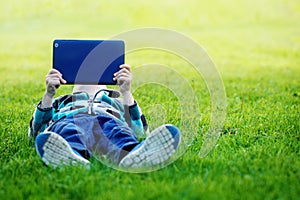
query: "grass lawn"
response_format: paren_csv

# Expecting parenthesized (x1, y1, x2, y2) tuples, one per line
(0, 0, 299, 199)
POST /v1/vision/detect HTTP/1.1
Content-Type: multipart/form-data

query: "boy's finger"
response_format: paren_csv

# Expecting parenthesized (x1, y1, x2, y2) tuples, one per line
(114, 68, 131, 77)
(48, 68, 62, 76)
(114, 72, 130, 78)
(59, 74, 67, 84)
(60, 77, 67, 84)
(114, 69, 125, 77)
(113, 73, 131, 81)
(120, 64, 131, 72)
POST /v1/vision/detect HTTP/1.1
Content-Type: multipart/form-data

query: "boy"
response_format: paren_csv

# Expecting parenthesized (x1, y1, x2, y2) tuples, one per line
(29, 64, 180, 169)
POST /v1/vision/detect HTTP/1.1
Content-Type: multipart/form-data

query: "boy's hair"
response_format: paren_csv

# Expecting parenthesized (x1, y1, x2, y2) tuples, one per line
(73, 85, 107, 97)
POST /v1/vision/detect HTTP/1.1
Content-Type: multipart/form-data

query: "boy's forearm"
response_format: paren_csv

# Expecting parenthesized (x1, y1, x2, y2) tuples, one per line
(41, 92, 54, 108)
(122, 91, 135, 106)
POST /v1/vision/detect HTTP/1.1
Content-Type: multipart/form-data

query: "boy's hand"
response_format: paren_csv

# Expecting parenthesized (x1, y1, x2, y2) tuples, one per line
(113, 64, 134, 106)
(45, 69, 66, 97)
(113, 64, 132, 94)
(40, 69, 66, 109)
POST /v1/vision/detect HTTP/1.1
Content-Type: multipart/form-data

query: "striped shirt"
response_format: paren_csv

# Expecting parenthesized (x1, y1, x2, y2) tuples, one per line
(29, 90, 148, 141)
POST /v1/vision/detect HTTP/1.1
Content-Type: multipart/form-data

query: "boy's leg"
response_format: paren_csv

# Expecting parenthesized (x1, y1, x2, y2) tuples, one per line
(35, 115, 93, 168)
(35, 114, 181, 169)
(82, 113, 140, 165)
(35, 113, 139, 168)
(119, 124, 180, 168)
(35, 131, 90, 168)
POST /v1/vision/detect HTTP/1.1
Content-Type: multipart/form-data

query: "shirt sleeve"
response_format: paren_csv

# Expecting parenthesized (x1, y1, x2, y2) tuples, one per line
(128, 101, 149, 139)
(28, 101, 54, 141)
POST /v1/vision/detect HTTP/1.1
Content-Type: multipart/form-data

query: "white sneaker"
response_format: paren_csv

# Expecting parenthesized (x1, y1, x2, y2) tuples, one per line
(119, 124, 180, 168)
(35, 132, 90, 168)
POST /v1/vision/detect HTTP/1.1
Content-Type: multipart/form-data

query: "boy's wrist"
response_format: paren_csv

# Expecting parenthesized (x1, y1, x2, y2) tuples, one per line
(37, 101, 52, 111)
(41, 92, 54, 108)
(121, 91, 134, 106)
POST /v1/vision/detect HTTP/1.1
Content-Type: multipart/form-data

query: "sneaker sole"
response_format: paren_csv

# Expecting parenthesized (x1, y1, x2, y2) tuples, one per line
(35, 132, 90, 168)
(119, 125, 180, 168)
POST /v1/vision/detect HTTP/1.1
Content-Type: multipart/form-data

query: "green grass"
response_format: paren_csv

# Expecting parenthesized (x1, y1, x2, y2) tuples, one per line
(0, 0, 299, 199)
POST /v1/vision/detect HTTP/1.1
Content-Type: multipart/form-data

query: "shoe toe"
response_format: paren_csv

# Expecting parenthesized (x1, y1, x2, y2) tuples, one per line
(165, 125, 180, 148)
(35, 133, 51, 157)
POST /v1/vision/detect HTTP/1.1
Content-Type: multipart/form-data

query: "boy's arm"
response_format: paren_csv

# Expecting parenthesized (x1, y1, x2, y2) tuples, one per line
(113, 64, 134, 127)
(28, 69, 66, 141)
(41, 68, 66, 108)
(114, 64, 148, 138)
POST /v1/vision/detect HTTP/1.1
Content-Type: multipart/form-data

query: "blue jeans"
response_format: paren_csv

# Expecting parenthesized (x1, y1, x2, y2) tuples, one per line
(48, 113, 140, 165)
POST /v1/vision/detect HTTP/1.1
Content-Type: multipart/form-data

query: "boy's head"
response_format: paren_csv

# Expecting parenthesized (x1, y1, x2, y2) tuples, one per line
(73, 85, 107, 97)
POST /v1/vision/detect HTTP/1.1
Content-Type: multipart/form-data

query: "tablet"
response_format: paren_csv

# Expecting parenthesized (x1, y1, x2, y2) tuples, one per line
(53, 40, 125, 85)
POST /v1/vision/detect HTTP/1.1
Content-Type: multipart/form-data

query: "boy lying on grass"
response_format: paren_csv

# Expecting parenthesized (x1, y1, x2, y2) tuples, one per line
(29, 64, 180, 169)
